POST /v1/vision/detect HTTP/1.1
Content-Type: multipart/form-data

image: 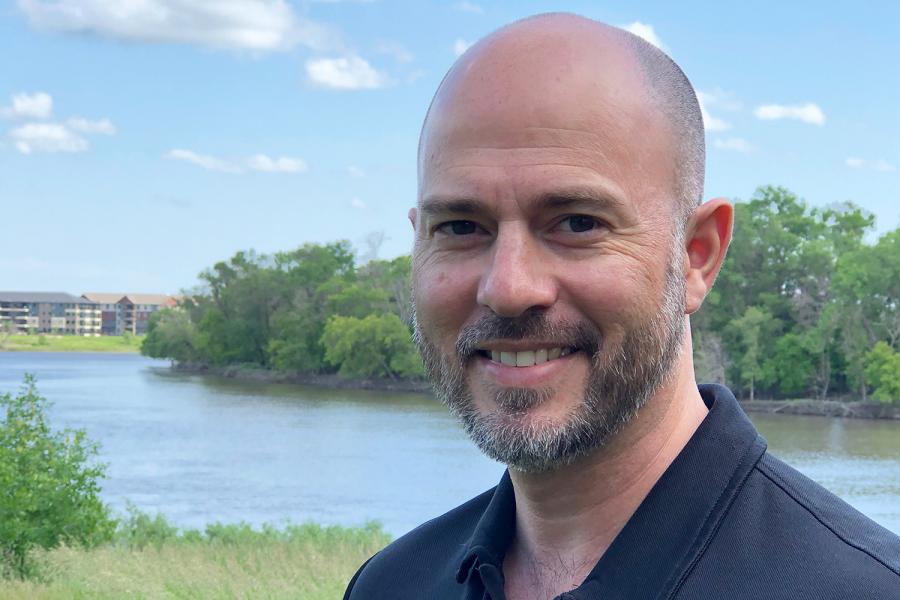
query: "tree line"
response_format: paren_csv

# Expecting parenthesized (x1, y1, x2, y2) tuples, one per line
(142, 185, 900, 402)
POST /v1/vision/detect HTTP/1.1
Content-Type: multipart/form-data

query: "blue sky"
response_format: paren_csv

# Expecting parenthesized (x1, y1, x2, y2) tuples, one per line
(1, 1, 897, 294)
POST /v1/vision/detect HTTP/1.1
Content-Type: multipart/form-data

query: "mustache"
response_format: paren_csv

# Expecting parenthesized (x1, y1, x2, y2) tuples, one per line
(455, 310, 602, 361)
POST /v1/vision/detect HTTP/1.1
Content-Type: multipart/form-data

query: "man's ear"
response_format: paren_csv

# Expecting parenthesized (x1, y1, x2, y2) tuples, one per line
(684, 198, 733, 315)
(408, 207, 417, 231)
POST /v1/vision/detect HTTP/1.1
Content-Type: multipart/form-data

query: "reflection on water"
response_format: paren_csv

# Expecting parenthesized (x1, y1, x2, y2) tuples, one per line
(0, 352, 898, 537)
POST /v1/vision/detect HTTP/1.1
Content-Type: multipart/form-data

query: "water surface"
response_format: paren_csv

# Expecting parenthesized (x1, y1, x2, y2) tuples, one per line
(1, 352, 897, 537)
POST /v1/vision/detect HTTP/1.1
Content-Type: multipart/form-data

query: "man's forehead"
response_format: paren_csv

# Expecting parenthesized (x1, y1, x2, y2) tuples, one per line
(417, 15, 672, 191)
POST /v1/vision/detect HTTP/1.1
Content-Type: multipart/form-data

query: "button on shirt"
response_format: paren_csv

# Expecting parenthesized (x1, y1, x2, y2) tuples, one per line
(344, 384, 900, 599)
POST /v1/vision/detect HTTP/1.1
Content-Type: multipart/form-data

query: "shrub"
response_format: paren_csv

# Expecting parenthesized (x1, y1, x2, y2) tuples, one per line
(115, 503, 179, 550)
(0, 376, 116, 578)
(865, 342, 900, 403)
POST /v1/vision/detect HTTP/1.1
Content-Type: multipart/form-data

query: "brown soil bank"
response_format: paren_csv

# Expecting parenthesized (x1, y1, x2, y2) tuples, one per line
(739, 399, 900, 420)
(174, 364, 432, 394)
(172, 365, 900, 420)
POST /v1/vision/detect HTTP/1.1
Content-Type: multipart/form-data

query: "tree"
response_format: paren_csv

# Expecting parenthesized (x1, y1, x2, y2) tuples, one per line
(865, 342, 900, 403)
(727, 307, 778, 400)
(141, 308, 198, 365)
(0, 376, 115, 577)
(321, 314, 424, 379)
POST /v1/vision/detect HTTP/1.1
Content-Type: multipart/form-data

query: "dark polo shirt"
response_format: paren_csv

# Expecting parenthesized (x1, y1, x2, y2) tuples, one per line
(344, 384, 900, 599)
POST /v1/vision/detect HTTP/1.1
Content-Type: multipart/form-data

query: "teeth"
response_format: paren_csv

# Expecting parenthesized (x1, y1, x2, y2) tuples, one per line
(487, 347, 572, 367)
(516, 350, 535, 367)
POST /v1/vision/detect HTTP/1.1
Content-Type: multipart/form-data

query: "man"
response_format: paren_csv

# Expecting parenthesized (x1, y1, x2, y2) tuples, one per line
(345, 13, 900, 600)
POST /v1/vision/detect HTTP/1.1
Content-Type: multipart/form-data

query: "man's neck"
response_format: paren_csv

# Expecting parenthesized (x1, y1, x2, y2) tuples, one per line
(502, 370, 710, 600)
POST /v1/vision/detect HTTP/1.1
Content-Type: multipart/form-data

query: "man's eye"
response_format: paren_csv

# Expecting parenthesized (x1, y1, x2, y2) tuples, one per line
(561, 215, 601, 233)
(438, 220, 479, 235)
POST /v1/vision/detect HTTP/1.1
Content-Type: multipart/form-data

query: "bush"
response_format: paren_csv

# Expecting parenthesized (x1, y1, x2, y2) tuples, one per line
(865, 342, 900, 403)
(321, 313, 424, 379)
(0, 376, 116, 578)
(115, 503, 179, 550)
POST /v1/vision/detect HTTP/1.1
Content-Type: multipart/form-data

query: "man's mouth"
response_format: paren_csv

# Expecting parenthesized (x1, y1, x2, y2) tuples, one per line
(475, 347, 577, 367)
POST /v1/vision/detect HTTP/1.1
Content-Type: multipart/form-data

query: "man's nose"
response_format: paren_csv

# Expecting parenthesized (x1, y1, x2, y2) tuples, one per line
(476, 227, 557, 317)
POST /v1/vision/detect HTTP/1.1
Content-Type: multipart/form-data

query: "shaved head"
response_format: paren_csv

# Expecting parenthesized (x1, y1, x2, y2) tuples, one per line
(418, 12, 705, 227)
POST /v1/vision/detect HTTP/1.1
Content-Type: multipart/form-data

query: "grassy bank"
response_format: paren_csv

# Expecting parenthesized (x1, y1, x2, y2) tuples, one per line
(0, 518, 390, 599)
(0, 334, 143, 353)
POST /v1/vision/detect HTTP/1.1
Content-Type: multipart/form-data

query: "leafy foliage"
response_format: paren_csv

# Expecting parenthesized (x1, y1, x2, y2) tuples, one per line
(694, 185, 898, 400)
(865, 342, 900, 403)
(0, 376, 116, 578)
(141, 241, 421, 379)
(322, 314, 424, 378)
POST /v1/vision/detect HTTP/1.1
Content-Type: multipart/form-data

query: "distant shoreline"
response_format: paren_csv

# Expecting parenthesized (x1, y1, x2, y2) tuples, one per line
(0, 335, 143, 353)
(171, 364, 900, 420)
(173, 363, 433, 394)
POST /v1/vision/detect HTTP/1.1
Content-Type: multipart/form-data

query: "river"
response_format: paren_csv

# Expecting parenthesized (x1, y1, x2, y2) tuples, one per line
(1, 352, 898, 537)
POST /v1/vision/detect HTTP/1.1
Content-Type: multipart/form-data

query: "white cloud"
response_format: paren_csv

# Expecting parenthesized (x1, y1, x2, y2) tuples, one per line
(165, 149, 309, 174)
(347, 165, 365, 178)
(67, 117, 115, 134)
(846, 157, 896, 172)
(453, 1, 483, 14)
(0, 91, 53, 119)
(351, 196, 366, 209)
(305, 55, 387, 90)
(10, 122, 88, 154)
(165, 149, 241, 173)
(873, 159, 896, 172)
(696, 90, 735, 132)
(247, 154, 307, 173)
(376, 40, 413, 63)
(17, 0, 335, 52)
(453, 38, 472, 57)
(754, 103, 825, 125)
(620, 21, 665, 50)
(714, 137, 753, 153)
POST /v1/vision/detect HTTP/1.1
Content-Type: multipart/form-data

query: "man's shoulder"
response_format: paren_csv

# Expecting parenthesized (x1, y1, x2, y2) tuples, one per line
(344, 485, 496, 599)
(681, 451, 900, 599)
(753, 453, 900, 572)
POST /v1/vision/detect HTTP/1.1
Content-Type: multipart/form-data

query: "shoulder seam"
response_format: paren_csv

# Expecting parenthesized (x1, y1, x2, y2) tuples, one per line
(756, 459, 900, 578)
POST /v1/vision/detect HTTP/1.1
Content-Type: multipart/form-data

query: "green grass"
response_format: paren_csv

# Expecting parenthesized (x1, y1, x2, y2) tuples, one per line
(0, 334, 144, 353)
(0, 518, 391, 599)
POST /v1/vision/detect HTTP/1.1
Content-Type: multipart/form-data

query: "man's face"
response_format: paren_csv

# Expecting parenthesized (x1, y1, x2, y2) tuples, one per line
(411, 34, 688, 472)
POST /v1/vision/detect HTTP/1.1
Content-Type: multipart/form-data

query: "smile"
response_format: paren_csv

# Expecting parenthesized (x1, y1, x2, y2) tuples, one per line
(476, 347, 576, 367)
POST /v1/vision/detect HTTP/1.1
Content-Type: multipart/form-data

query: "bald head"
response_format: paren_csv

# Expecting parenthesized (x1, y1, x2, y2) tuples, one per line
(418, 13, 705, 225)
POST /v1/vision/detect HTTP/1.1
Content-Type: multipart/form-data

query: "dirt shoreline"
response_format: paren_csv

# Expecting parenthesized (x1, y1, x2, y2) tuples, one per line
(172, 365, 900, 420)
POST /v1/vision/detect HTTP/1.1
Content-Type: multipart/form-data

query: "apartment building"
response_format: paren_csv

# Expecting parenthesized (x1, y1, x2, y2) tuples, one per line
(0, 292, 101, 336)
(81, 293, 177, 335)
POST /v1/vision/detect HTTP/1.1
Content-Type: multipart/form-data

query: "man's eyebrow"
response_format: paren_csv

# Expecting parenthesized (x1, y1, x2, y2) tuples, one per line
(535, 189, 626, 213)
(419, 188, 627, 218)
(419, 197, 482, 217)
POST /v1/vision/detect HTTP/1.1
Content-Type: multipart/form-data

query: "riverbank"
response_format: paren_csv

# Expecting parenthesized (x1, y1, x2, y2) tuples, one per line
(0, 520, 389, 599)
(0, 335, 143, 353)
(176, 363, 433, 393)
(739, 398, 900, 420)
(174, 364, 900, 420)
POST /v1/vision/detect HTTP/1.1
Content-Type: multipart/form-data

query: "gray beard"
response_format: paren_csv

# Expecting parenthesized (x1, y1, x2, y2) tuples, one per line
(412, 253, 686, 474)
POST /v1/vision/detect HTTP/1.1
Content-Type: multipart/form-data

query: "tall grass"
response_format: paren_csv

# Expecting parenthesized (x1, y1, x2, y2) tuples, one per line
(1, 334, 144, 353)
(0, 510, 390, 599)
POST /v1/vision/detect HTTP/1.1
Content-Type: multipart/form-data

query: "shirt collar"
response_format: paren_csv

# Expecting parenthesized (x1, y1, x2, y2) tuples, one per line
(456, 384, 767, 599)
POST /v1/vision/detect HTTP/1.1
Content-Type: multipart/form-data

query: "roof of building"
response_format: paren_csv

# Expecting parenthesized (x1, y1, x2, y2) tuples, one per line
(0, 291, 97, 305)
(82, 292, 125, 304)
(125, 294, 175, 306)
(82, 293, 176, 307)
